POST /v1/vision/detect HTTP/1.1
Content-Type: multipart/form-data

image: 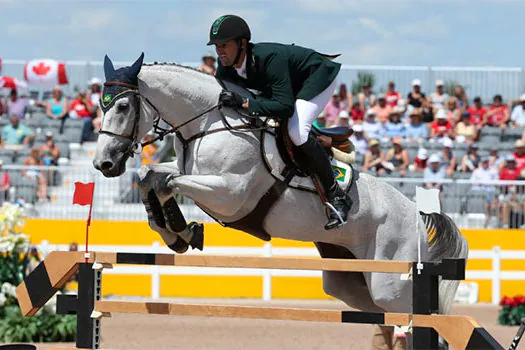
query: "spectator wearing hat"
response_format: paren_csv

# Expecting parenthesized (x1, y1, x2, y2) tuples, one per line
(45, 86, 69, 121)
(440, 138, 458, 177)
(445, 97, 462, 124)
(498, 155, 524, 228)
(510, 94, 525, 127)
(372, 94, 392, 124)
(430, 80, 449, 112)
(461, 143, 481, 173)
(336, 110, 351, 127)
(405, 108, 428, 142)
(470, 156, 498, 226)
(362, 109, 382, 141)
(382, 108, 406, 140)
(1, 115, 35, 147)
(455, 111, 477, 143)
(39, 131, 60, 166)
(424, 154, 447, 192)
(357, 83, 376, 110)
(384, 137, 410, 176)
(0, 160, 10, 204)
(323, 90, 344, 128)
(385, 81, 402, 108)
(406, 79, 427, 109)
(512, 140, 525, 170)
(362, 139, 385, 175)
(412, 148, 429, 172)
(313, 111, 326, 129)
(350, 102, 365, 123)
(349, 124, 368, 155)
(88, 77, 103, 109)
(198, 52, 217, 75)
(484, 94, 509, 129)
(467, 97, 487, 127)
(430, 109, 455, 142)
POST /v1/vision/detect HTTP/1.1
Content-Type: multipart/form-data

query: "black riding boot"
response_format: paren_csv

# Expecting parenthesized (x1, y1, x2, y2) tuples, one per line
(297, 137, 352, 230)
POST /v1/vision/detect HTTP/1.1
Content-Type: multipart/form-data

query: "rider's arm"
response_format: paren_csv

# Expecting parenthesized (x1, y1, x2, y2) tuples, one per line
(247, 53, 295, 119)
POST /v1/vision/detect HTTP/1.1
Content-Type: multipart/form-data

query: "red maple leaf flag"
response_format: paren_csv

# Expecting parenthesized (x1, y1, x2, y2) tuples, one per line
(73, 182, 95, 206)
(32, 62, 52, 76)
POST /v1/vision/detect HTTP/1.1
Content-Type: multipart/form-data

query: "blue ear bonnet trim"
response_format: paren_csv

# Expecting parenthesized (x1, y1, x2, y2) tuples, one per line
(101, 85, 136, 114)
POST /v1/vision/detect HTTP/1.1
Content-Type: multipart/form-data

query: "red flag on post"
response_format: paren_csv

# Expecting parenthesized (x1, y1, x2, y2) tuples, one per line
(73, 181, 95, 263)
(73, 182, 95, 206)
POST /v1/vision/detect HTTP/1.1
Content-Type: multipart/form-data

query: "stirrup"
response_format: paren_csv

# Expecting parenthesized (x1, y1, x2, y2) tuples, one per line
(324, 202, 347, 230)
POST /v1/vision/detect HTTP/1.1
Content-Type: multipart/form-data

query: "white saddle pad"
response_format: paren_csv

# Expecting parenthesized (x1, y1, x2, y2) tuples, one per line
(261, 123, 353, 193)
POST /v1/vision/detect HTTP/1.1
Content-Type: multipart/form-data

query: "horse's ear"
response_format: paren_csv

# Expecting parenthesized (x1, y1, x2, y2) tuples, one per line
(104, 55, 115, 79)
(129, 52, 144, 78)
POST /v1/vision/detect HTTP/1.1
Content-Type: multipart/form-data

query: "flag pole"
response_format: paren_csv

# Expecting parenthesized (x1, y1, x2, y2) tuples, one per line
(84, 176, 96, 263)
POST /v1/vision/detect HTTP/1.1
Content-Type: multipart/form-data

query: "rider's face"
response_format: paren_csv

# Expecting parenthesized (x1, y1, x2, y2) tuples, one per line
(215, 40, 238, 67)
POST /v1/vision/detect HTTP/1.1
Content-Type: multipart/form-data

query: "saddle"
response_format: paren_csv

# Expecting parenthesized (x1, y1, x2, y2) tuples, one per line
(215, 80, 356, 242)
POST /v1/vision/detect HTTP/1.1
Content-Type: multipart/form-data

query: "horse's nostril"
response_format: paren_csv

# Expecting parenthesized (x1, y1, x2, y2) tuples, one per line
(100, 161, 114, 171)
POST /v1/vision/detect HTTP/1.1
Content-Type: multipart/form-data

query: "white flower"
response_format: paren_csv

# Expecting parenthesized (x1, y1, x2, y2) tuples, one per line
(1, 282, 16, 298)
(0, 293, 6, 307)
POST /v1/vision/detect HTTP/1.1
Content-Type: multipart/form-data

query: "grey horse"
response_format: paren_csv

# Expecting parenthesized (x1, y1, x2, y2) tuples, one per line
(93, 54, 468, 349)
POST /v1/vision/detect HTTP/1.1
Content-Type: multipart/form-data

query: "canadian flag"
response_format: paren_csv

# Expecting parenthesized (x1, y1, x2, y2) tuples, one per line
(24, 59, 68, 87)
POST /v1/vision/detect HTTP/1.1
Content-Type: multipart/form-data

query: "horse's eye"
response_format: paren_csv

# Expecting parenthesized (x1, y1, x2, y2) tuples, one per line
(117, 103, 129, 112)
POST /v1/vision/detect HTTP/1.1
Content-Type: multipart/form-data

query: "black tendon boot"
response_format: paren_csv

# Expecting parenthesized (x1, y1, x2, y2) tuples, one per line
(297, 137, 352, 230)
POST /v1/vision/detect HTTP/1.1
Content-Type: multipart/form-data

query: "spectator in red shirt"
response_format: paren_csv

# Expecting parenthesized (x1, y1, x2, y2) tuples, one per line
(385, 81, 402, 108)
(498, 155, 523, 228)
(0, 160, 10, 204)
(430, 109, 455, 141)
(484, 94, 509, 129)
(467, 97, 487, 126)
(350, 102, 365, 123)
(411, 148, 428, 172)
(69, 91, 94, 143)
(512, 140, 525, 170)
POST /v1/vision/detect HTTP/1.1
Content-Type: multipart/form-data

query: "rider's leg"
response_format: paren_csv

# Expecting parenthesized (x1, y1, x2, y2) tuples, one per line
(287, 88, 352, 230)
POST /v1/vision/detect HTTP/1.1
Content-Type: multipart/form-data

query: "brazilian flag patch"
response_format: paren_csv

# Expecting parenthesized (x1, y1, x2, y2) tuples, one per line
(332, 166, 346, 182)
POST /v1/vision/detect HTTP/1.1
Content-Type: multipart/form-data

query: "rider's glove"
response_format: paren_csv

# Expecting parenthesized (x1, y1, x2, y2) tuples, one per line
(219, 90, 246, 108)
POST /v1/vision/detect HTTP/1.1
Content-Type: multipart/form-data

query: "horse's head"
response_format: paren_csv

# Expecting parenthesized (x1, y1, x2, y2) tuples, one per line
(93, 53, 153, 177)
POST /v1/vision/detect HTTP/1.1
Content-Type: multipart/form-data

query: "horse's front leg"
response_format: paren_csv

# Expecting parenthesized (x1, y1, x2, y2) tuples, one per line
(137, 163, 204, 254)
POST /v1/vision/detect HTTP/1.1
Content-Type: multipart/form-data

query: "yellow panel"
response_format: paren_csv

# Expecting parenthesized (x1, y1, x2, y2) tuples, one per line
(500, 280, 525, 300)
(501, 260, 525, 271)
(101, 275, 151, 297)
(462, 229, 525, 250)
(160, 276, 263, 298)
(272, 277, 331, 299)
(466, 259, 492, 270)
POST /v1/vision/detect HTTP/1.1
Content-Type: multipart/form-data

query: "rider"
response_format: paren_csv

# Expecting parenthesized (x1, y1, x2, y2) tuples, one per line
(207, 14, 352, 230)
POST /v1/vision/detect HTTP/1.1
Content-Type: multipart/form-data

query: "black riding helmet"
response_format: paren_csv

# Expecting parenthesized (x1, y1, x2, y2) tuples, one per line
(207, 15, 251, 66)
(207, 15, 251, 45)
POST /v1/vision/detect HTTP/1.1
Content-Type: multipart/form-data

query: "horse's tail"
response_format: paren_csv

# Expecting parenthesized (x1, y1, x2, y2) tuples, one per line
(421, 212, 469, 314)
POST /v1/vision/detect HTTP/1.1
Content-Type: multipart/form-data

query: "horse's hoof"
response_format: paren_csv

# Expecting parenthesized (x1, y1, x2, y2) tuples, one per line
(188, 222, 204, 251)
(168, 237, 189, 254)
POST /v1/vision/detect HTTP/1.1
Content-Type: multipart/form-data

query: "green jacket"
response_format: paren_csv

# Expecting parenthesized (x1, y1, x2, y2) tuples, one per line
(216, 42, 341, 119)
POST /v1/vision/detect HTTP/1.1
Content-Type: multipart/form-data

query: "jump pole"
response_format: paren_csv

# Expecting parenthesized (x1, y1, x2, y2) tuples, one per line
(16, 252, 504, 350)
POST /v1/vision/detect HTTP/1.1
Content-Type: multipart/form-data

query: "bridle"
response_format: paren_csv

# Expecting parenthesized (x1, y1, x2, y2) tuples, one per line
(98, 80, 269, 170)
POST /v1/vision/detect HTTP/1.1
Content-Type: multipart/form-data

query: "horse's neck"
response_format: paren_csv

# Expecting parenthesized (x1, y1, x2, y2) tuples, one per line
(138, 66, 223, 138)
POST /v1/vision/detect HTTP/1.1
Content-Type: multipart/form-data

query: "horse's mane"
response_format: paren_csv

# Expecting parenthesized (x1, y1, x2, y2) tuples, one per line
(142, 61, 212, 78)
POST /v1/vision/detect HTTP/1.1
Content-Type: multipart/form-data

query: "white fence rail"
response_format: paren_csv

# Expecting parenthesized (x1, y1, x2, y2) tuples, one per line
(36, 241, 523, 304)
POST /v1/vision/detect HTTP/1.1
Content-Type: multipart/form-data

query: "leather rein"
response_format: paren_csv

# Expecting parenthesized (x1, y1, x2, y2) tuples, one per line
(98, 81, 267, 165)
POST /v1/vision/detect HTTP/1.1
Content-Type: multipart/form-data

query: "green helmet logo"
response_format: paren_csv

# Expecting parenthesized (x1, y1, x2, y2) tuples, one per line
(212, 15, 227, 35)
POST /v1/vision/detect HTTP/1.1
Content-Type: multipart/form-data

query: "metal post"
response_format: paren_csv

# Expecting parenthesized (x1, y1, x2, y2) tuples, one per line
(76, 263, 101, 349)
(412, 262, 439, 350)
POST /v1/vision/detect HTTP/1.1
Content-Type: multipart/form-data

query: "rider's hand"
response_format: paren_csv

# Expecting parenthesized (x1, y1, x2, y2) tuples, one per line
(219, 91, 246, 108)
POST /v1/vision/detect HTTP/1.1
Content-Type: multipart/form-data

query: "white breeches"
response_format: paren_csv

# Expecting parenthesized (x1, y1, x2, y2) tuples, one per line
(287, 73, 340, 146)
